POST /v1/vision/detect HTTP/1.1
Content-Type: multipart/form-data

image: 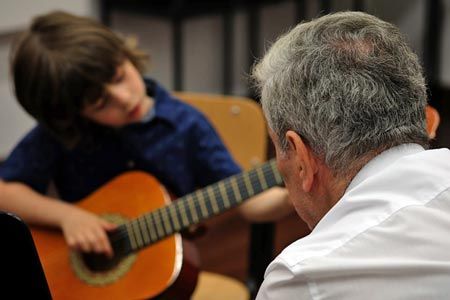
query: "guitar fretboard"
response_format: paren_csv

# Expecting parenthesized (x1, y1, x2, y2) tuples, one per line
(113, 159, 283, 254)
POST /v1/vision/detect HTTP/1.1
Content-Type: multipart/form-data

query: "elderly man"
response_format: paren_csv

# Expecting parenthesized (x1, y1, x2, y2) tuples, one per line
(252, 11, 450, 299)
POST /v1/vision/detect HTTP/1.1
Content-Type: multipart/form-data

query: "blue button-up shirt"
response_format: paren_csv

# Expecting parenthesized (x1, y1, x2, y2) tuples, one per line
(0, 78, 241, 202)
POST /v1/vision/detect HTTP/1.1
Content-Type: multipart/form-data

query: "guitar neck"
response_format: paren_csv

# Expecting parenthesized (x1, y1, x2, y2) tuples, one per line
(116, 159, 283, 254)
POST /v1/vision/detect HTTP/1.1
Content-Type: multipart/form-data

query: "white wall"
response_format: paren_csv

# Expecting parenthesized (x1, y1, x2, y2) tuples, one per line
(0, 33, 34, 159)
(106, 0, 449, 95)
(0, 0, 98, 157)
(0, 0, 98, 34)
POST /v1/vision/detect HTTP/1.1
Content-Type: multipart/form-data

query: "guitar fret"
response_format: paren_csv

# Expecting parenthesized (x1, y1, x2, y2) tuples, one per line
(230, 176, 243, 203)
(160, 207, 173, 236)
(153, 210, 165, 238)
(186, 195, 200, 223)
(237, 174, 250, 200)
(223, 178, 236, 206)
(132, 220, 144, 248)
(184, 198, 194, 224)
(177, 199, 190, 227)
(126, 223, 138, 250)
(256, 167, 269, 190)
(145, 214, 158, 242)
(211, 184, 224, 211)
(195, 190, 209, 218)
(243, 172, 254, 196)
(138, 217, 151, 245)
(218, 181, 231, 208)
(264, 164, 278, 186)
(271, 161, 283, 184)
(206, 186, 219, 214)
(249, 169, 262, 194)
(168, 203, 182, 231)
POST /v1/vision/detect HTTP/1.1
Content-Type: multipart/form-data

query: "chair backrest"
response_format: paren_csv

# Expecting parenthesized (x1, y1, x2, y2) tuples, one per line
(173, 92, 268, 171)
(174, 92, 271, 298)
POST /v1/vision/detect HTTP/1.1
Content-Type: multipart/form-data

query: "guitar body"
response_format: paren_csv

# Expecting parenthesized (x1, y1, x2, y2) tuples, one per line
(31, 172, 197, 299)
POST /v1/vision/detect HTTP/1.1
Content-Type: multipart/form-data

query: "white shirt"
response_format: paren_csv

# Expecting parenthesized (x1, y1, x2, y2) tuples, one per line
(257, 144, 450, 300)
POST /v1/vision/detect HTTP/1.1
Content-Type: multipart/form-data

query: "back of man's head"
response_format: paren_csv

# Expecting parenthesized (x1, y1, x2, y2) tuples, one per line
(252, 11, 428, 177)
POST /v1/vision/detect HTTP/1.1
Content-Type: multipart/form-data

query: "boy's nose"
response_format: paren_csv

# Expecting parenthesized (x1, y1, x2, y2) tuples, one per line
(107, 86, 132, 109)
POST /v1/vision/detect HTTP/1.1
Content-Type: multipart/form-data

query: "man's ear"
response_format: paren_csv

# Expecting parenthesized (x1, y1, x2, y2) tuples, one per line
(285, 130, 318, 192)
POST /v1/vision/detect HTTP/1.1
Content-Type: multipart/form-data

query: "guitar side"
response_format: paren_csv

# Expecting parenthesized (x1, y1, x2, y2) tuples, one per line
(30, 172, 184, 300)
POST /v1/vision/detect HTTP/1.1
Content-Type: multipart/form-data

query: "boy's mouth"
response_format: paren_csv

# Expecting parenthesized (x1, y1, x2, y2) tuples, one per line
(128, 101, 142, 119)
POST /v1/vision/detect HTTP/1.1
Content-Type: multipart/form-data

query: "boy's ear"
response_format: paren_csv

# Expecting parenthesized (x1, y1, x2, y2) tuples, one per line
(285, 130, 318, 192)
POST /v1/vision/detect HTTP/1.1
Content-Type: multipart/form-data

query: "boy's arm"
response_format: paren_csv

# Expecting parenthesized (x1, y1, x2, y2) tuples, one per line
(238, 187, 293, 222)
(0, 180, 116, 257)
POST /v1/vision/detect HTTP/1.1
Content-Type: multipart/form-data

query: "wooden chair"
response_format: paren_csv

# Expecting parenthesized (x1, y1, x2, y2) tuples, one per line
(173, 92, 267, 169)
(174, 92, 271, 300)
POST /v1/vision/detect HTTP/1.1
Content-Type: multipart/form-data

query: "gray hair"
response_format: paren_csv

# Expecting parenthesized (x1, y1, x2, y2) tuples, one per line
(252, 11, 429, 177)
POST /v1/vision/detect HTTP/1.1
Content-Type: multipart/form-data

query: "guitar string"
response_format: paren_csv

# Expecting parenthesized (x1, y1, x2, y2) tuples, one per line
(108, 162, 281, 249)
(108, 162, 280, 249)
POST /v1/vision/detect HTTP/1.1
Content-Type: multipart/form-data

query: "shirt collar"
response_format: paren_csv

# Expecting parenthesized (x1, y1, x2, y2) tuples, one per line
(312, 143, 425, 233)
(143, 77, 179, 127)
(345, 143, 425, 193)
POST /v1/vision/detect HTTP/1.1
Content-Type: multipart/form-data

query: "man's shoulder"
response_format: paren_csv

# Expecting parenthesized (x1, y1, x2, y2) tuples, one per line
(271, 228, 347, 271)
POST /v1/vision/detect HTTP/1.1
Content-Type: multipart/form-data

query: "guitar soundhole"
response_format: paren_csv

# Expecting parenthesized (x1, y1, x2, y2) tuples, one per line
(70, 250, 137, 286)
(82, 252, 121, 272)
(81, 213, 131, 271)
(68, 213, 137, 286)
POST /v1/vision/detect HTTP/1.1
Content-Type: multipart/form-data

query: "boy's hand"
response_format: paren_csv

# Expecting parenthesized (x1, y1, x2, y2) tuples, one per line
(60, 207, 117, 258)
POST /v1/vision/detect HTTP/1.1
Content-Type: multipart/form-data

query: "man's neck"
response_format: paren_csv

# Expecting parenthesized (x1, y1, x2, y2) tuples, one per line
(308, 153, 379, 228)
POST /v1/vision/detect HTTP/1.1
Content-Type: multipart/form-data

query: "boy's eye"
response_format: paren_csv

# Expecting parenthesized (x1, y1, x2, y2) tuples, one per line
(112, 69, 125, 83)
(91, 97, 108, 111)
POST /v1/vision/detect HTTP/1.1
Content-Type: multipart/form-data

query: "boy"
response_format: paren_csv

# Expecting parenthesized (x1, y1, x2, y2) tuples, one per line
(0, 11, 291, 258)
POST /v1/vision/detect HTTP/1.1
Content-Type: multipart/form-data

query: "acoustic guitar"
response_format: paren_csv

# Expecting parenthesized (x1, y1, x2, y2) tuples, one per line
(31, 159, 283, 299)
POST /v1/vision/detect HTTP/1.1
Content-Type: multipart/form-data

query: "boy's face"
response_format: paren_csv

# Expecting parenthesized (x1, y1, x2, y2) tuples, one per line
(81, 59, 153, 127)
